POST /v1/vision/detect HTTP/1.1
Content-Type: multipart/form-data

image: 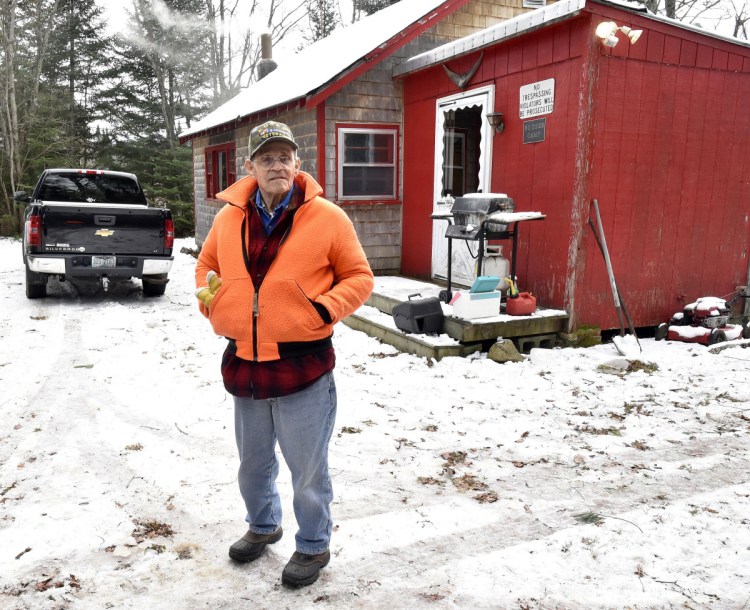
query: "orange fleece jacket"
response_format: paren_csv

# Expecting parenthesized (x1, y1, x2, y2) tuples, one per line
(195, 171, 374, 361)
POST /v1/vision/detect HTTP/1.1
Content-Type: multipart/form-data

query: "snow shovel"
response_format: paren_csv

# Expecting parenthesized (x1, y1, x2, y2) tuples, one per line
(589, 199, 641, 356)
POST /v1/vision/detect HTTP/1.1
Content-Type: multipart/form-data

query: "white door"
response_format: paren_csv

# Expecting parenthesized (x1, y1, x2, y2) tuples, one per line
(431, 85, 494, 287)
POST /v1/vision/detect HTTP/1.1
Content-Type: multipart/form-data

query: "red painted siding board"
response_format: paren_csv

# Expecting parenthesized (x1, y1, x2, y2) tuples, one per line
(660, 65, 692, 312)
(569, 16, 589, 58)
(537, 27, 555, 67)
(728, 75, 750, 288)
(627, 30, 648, 61)
(522, 38, 537, 72)
(609, 61, 642, 279)
(401, 96, 436, 277)
(680, 40, 698, 67)
(704, 70, 736, 292)
(492, 44, 509, 78)
(728, 53, 744, 71)
(646, 31, 665, 63)
(640, 69, 677, 322)
(712, 49, 729, 70)
(670, 65, 706, 301)
(693, 69, 722, 258)
(508, 41, 523, 75)
(552, 23, 571, 63)
(696, 44, 713, 69)
(663, 36, 681, 65)
(624, 62, 660, 300)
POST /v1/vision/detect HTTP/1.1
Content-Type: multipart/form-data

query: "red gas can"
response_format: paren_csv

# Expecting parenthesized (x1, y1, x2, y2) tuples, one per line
(506, 292, 537, 316)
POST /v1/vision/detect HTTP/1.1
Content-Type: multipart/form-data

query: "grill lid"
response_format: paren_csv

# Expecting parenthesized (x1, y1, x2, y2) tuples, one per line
(445, 193, 515, 240)
(450, 193, 513, 215)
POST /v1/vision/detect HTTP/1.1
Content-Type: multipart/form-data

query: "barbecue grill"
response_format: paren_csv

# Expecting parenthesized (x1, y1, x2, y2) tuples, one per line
(431, 193, 545, 304)
(445, 194, 515, 240)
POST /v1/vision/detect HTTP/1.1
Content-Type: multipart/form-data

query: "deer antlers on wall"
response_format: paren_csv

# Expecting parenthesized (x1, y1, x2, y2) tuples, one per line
(442, 52, 484, 89)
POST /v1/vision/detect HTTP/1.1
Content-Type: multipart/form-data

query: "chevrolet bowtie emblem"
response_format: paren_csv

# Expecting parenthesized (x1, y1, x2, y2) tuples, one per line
(95, 229, 115, 237)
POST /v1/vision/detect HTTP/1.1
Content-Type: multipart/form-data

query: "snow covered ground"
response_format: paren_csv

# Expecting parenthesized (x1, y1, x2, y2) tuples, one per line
(1, 237, 749, 610)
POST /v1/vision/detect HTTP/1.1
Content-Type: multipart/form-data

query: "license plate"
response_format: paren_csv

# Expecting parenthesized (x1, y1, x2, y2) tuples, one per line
(92, 255, 116, 268)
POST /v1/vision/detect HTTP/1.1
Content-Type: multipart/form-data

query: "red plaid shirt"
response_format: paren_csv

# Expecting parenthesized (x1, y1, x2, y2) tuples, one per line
(221, 187, 335, 399)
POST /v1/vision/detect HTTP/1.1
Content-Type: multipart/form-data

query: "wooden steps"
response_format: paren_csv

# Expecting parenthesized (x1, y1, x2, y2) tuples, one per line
(342, 276, 569, 360)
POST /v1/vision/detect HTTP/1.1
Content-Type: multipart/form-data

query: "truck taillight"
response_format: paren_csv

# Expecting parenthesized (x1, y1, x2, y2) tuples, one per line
(26, 215, 42, 248)
(164, 218, 174, 249)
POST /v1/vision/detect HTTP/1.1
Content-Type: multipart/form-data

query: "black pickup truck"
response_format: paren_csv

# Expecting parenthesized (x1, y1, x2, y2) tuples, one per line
(15, 169, 174, 298)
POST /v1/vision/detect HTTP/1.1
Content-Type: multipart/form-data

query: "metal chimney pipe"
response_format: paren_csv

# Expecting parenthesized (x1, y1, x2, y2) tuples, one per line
(257, 33, 278, 80)
(261, 33, 272, 59)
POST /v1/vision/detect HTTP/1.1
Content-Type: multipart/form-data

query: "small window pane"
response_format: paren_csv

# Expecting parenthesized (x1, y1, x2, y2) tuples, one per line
(216, 151, 227, 192)
(342, 167, 395, 197)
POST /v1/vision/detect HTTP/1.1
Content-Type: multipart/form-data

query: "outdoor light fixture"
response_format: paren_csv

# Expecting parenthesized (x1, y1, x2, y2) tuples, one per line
(595, 21, 643, 48)
(486, 112, 505, 133)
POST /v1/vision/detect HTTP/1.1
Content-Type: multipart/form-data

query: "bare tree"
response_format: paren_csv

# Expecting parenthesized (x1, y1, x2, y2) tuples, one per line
(638, 0, 739, 34)
(205, 0, 307, 106)
(0, 0, 62, 219)
(723, 0, 750, 37)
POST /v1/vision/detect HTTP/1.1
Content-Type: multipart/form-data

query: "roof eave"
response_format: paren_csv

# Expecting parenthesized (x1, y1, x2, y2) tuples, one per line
(394, 0, 587, 78)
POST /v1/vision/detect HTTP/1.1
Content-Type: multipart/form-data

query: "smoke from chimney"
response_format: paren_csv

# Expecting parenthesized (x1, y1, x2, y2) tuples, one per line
(257, 33, 278, 80)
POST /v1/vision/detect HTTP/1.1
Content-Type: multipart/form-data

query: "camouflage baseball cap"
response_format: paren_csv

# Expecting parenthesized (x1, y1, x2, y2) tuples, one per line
(249, 121, 298, 158)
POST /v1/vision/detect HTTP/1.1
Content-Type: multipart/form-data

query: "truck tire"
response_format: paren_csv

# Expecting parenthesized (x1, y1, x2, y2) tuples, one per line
(142, 274, 168, 297)
(25, 264, 47, 299)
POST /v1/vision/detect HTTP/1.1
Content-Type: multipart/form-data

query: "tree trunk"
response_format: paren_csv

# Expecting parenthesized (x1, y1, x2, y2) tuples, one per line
(1, 0, 22, 202)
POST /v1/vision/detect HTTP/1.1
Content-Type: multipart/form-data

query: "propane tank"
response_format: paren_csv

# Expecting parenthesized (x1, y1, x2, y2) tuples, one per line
(481, 245, 510, 294)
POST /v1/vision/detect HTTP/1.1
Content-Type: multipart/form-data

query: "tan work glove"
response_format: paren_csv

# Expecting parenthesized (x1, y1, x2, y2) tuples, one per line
(195, 270, 222, 309)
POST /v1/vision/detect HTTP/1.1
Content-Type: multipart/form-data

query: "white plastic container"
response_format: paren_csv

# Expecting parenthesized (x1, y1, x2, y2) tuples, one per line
(481, 246, 510, 294)
(451, 290, 501, 319)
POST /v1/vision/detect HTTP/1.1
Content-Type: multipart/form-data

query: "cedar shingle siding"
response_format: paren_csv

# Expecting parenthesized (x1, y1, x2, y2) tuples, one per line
(190, 0, 546, 274)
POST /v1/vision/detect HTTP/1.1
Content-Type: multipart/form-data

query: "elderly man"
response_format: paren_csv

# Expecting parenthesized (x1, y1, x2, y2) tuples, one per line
(195, 121, 374, 587)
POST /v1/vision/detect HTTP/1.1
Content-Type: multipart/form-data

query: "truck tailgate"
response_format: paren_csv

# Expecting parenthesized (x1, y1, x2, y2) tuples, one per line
(41, 203, 168, 255)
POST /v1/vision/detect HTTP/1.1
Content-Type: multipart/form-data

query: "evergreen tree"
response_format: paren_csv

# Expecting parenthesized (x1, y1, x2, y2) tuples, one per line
(304, 0, 339, 44)
(92, 0, 213, 236)
(42, 0, 111, 167)
(352, 0, 401, 21)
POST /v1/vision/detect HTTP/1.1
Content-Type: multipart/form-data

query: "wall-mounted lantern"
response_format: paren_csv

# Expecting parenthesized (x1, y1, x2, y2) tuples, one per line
(486, 112, 505, 134)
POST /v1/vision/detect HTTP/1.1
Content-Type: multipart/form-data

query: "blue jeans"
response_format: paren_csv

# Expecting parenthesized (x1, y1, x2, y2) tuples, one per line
(233, 371, 337, 555)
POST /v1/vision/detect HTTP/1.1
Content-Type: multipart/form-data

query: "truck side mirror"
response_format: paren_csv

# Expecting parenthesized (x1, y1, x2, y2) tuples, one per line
(13, 191, 30, 203)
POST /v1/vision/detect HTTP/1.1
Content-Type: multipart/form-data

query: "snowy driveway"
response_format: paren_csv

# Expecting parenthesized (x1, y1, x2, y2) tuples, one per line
(1, 238, 749, 609)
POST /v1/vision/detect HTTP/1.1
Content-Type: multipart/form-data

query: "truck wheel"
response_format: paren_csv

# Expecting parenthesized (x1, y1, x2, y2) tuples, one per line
(142, 275, 168, 297)
(708, 328, 726, 346)
(25, 264, 47, 299)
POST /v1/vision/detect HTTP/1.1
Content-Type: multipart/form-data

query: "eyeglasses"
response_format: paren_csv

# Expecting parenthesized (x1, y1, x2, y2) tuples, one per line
(254, 154, 296, 170)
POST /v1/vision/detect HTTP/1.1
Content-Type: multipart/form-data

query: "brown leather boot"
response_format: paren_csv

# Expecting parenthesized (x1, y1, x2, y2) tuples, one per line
(228, 527, 283, 562)
(281, 549, 331, 587)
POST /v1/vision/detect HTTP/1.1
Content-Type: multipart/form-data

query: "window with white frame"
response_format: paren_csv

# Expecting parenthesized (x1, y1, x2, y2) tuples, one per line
(338, 127, 397, 200)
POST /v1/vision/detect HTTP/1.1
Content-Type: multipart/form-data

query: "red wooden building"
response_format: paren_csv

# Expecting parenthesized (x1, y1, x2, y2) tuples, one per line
(397, 0, 750, 331)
